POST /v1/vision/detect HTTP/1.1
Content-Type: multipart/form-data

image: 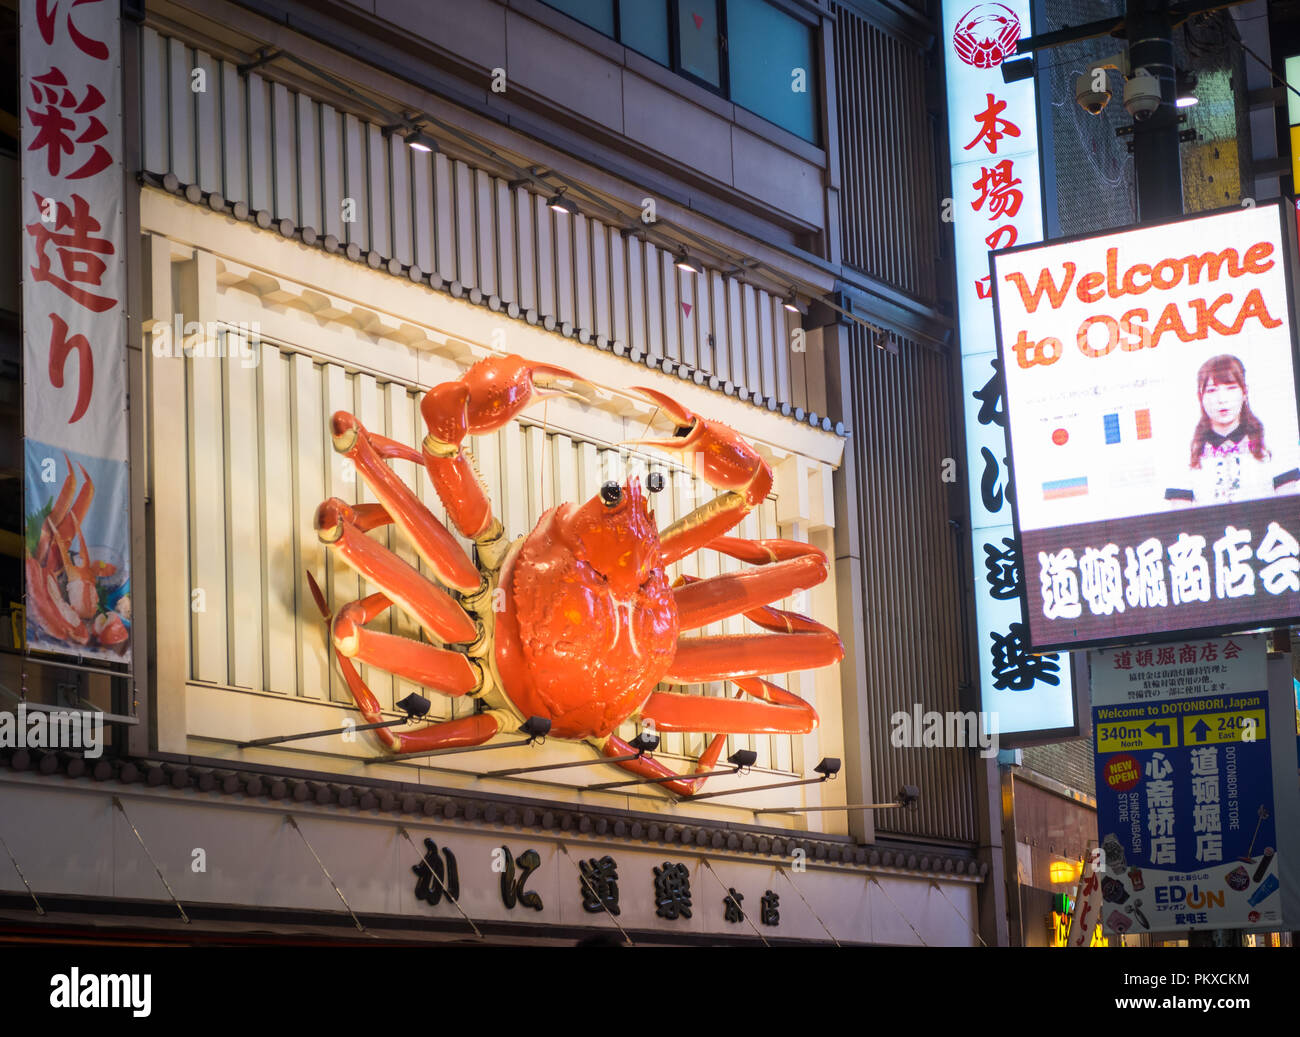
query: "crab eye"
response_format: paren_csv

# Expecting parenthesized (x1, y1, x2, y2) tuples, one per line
(600, 481, 623, 507)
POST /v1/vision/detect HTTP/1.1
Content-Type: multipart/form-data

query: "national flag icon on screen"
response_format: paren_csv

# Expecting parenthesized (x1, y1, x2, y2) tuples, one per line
(1135, 408, 1152, 440)
(1103, 413, 1121, 445)
(1043, 476, 1088, 500)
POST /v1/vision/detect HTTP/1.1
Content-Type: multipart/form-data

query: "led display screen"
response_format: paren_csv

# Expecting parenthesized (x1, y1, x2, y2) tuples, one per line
(991, 203, 1300, 650)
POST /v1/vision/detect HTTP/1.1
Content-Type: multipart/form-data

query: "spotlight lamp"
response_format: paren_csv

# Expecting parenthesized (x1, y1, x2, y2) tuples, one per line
(629, 731, 661, 753)
(405, 130, 439, 153)
(727, 749, 758, 770)
(674, 251, 704, 276)
(813, 757, 841, 778)
(548, 191, 578, 216)
(897, 784, 921, 809)
(782, 289, 804, 315)
(519, 716, 552, 740)
(395, 692, 432, 720)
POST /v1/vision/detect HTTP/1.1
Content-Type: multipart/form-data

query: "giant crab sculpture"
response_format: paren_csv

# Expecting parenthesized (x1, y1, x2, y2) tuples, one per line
(307, 355, 842, 795)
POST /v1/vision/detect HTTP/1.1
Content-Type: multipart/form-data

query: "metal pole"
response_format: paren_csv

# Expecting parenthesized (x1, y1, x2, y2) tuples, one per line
(113, 797, 189, 923)
(558, 843, 635, 946)
(397, 826, 483, 940)
(752, 801, 903, 815)
(239, 717, 407, 748)
(1126, 0, 1183, 220)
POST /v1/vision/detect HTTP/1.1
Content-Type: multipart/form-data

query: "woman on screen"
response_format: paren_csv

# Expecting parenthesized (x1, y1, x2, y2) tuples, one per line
(1165, 354, 1300, 506)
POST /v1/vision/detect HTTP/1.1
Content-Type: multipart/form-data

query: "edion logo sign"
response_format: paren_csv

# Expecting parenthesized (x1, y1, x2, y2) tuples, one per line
(1154, 883, 1226, 909)
(953, 3, 1021, 68)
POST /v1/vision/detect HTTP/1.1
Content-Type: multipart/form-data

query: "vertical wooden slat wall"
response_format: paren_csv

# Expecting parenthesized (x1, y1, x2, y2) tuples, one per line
(846, 325, 976, 843)
(178, 333, 797, 772)
(830, 4, 976, 842)
(833, 6, 938, 300)
(136, 28, 806, 412)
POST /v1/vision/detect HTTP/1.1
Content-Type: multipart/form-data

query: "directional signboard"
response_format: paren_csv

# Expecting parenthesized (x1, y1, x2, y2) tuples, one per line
(1088, 634, 1286, 934)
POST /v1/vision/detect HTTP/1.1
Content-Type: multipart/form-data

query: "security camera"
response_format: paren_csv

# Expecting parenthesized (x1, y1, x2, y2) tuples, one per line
(1075, 71, 1112, 115)
(1075, 53, 1128, 117)
(1123, 67, 1162, 120)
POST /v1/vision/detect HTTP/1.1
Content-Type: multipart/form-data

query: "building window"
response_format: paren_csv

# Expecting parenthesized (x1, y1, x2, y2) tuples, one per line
(541, 0, 820, 144)
(546, 0, 616, 36)
(676, 1, 722, 88)
(726, 0, 817, 144)
(619, 0, 671, 66)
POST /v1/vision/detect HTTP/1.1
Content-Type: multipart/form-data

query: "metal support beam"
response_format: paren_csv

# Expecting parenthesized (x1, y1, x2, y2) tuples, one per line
(586, 764, 743, 791)
(752, 800, 905, 815)
(240, 717, 408, 748)
(685, 774, 832, 802)
(481, 752, 642, 779)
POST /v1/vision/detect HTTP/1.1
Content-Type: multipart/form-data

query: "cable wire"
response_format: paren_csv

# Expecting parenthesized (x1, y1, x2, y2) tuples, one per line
(397, 826, 484, 940)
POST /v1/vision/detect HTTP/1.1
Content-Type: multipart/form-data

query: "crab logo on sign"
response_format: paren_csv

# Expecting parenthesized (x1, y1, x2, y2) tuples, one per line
(953, 3, 1021, 69)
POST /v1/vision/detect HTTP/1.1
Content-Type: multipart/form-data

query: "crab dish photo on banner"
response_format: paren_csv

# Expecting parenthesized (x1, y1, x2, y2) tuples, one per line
(990, 202, 1300, 651)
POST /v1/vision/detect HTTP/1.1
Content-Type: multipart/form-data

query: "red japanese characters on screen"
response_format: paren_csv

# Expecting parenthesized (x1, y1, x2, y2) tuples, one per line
(965, 93, 1025, 303)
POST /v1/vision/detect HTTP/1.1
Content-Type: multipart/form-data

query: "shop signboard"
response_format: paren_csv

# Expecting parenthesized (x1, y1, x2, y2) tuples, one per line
(20, 0, 131, 662)
(943, 0, 1078, 739)
(1088, 634, 1288, 934)
(991, 203, 1300, 652)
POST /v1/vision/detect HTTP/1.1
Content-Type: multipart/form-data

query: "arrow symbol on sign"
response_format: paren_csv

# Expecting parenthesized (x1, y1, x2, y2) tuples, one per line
(1190, 719, 1211, 743)
(1145, 721, 1172, 746)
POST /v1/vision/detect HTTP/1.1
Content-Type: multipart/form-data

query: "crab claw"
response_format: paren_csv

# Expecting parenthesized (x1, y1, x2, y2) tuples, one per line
(420, 354, 590, 451)
(625, 387, 772, 508)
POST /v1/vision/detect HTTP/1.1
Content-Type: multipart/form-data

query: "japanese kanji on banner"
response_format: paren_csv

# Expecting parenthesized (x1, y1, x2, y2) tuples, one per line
(21, 0, 130, 662)
(943, 0, 1077, 738)
(991, 203, 1300, 652)
(1088, 635, 1283, 933)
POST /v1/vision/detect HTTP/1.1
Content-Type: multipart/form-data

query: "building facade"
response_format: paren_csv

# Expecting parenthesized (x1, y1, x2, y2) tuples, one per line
(1, 0, 1006, 944)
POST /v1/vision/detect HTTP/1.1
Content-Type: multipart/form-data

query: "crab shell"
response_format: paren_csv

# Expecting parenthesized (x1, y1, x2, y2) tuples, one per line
(493, 477, 678, 740)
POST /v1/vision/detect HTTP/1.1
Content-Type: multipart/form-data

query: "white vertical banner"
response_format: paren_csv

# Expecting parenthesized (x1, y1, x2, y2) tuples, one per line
(21, 0, 131, 662)
(943, 1, 1072, 735)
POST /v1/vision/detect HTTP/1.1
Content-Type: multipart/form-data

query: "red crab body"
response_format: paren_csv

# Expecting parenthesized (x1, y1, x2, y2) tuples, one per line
(495, 482, 677, 739)
(307, 354, 843, 795)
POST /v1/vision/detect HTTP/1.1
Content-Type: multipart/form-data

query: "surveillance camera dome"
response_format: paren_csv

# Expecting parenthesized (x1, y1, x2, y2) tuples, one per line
(1075, 71, 1111, 116)
(1124, 67, 1162, 121)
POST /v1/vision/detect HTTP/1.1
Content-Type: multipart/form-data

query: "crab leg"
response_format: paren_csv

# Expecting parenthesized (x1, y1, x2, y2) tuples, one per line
(25, 555, 90, 645)
(316, 498, 478, 644)
(332, 595, 481, 695)
(625, 388, 773, 566)
(665, 631, 843, 684)
(595, 732, 730, 797)
(329, 413, 480, 593)
(35, 456, 94, 566)
(673, 541, 828, 631)
(306, 575, 499, 753)
(420, 354, 587, 547)
(643, 676, 818, 734)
